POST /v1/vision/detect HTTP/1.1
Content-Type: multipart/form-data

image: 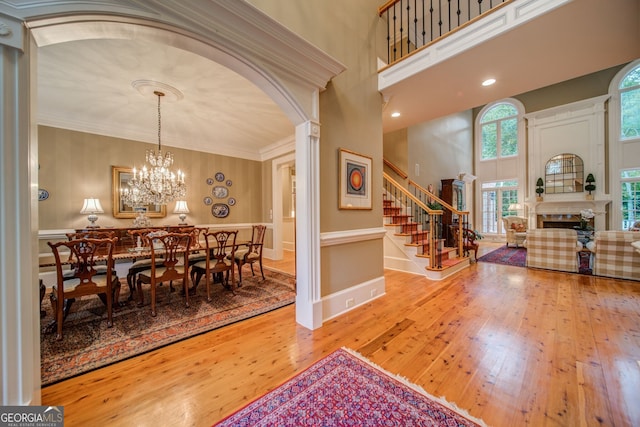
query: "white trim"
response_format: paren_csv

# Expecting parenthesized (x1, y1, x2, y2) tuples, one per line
(322, 276, 386, 322)
(272, 153, 296, 261)
(320, 227, 387, 247)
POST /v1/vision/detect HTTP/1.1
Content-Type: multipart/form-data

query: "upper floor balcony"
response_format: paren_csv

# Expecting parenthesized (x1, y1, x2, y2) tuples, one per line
(378, 0, 640, 133)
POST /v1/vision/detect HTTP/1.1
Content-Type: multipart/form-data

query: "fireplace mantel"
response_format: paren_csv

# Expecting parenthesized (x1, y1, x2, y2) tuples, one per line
(527, 198, 610, 230)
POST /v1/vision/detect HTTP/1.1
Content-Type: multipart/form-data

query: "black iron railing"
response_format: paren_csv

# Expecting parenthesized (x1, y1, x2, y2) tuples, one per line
(379, 0, 512, 65)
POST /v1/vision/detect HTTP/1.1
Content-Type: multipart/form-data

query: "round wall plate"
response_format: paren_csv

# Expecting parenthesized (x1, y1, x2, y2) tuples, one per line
(215, 172, 225, 182)
(38, 189, 49, 201)
(203, 196, 213, 206)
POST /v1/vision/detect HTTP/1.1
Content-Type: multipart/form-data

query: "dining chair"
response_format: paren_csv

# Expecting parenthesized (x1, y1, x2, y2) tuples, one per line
(125, 228, 166, 300)
(190, 230, 238, 301)
(47, 237, 119, 341)
(136, 232, 192, 317)
(232, 224, 266, 286)
(65, 230, 116, 272)
(179, 226, 209, 266)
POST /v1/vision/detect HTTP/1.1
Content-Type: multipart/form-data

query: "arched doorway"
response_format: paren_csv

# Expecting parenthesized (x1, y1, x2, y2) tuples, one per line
(0, 2, 344, 404)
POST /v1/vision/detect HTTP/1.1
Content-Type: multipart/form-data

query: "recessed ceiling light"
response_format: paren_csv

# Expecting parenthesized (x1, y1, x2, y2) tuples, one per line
(391, 112, 401, 117)
(482, 78, 496, 87)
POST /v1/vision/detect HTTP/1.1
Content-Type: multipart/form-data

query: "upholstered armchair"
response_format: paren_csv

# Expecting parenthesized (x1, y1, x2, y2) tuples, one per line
(502, 216, 528, 248)
(591, 231, 640, 281)
(525, 229, 581, 273)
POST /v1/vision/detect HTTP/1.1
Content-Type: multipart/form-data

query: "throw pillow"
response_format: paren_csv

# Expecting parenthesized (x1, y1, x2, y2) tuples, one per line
(514, 224, 526, 232)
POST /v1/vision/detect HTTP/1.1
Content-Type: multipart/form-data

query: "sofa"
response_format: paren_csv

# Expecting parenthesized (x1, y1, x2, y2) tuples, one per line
(591, 231, 640, 281)
(503, 216, 528, 248)
(525, 229, 581, 273)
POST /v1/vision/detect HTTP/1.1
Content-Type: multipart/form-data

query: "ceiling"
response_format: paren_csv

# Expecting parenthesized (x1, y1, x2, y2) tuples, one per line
(36, 0, 640, 159)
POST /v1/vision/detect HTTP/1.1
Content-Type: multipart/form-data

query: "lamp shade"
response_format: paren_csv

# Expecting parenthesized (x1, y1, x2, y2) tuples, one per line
(173, 200, 190, 214)
(508, 203, 521, 211)
(80, 198, 104, 214)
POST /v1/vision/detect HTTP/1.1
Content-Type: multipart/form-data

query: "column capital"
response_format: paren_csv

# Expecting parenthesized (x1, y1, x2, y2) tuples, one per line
(0, 14, 24, 50)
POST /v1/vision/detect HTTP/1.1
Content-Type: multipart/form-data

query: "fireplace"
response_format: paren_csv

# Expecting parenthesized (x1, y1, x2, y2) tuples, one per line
(537, 214, 594, 229)
(530, 200, 609, 231)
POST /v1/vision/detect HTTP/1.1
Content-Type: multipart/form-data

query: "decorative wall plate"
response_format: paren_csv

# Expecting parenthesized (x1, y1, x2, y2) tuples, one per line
(206, 178, 214, 185)
(211, 203, 229, 218)
(226, 179, 233, 186)
(38, 189, 49, 201)
(213, 186, 229, 198)
(228, 197, 236, 206)
(203, 197, 213, 206)
(215, 172, 225, 182)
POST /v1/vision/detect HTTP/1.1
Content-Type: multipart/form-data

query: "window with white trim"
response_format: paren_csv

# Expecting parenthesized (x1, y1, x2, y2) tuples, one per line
(481, 180, 518, 234)
(621, 169, 640, 230)
(479, 103, 518, 160)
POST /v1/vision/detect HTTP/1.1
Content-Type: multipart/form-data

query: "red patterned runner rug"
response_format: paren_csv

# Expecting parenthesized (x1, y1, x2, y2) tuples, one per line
(214, 348, 488, 427)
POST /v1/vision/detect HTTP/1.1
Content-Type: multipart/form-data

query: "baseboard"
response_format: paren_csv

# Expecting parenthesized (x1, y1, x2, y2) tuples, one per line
(322, 276, 386, 322)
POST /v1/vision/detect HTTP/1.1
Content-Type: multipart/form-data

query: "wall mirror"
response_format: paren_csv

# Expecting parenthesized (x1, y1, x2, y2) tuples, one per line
(544, 153, 584, 194)
(112, 166, 166, 218)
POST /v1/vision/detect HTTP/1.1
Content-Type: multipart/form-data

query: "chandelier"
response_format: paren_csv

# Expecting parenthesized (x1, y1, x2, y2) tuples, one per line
(122, 90, 186, 207)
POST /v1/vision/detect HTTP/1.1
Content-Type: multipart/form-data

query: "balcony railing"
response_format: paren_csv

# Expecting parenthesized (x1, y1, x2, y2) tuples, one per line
(378, 0, 512, 66)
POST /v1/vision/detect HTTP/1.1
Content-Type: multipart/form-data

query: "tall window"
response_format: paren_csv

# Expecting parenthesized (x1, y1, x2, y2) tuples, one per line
(480, 103, 518, 160)
(621, 169, 640, 229)
(481, 180, 518, 233)
(610, 61, 640, 230)
(620, 66, 640, 139)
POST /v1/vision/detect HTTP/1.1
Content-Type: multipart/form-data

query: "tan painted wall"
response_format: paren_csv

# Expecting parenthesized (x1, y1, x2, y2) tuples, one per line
(38, 126, 266, 230)
(248, 0, 386, 294)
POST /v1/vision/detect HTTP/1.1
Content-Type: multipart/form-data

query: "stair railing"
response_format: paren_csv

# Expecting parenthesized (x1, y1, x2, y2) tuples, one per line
(409, 180, 470, 259)
(383, 172, 444, 269)
(378, 0, 512, 66)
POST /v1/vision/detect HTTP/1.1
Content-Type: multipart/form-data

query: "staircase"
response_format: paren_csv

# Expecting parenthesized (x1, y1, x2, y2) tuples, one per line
(383, 172, 470, 280)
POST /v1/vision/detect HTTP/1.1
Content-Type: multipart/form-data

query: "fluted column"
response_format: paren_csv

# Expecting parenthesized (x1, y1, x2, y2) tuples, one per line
(295, 119, 322, 329)
(0, 16, 41, 404)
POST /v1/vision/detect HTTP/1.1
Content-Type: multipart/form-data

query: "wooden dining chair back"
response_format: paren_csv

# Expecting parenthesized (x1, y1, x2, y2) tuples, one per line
(125, 228, 166, 300)
(65, 230, 116, 266)
(233, 224, 266, 285)
(47, 237, 119, 341)
(179, 227, 208, 265)
(136, 232, 192, 317)
(191, 230, 238, 301)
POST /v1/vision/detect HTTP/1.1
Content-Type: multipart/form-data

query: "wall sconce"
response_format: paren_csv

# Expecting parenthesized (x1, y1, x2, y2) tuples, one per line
(80, 198, 104, 228)
(173, 200, 190, 225)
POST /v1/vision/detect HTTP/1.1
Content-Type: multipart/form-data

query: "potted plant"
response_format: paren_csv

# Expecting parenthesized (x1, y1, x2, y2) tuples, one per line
(585, 173, 595, 200)
(535, 178, 544, 201)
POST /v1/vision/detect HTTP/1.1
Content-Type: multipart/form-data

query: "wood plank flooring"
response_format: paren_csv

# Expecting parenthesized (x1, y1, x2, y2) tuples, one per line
(41, 246, 640, 426)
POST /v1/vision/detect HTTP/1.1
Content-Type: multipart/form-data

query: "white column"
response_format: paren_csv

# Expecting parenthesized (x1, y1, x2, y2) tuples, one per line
(295, 120, 323, 329)
(0, 16, 41, 404)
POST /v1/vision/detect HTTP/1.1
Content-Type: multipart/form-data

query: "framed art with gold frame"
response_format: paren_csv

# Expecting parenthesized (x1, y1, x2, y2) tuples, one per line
(111, 166, 166, 218)
(339, 148, 372, 210)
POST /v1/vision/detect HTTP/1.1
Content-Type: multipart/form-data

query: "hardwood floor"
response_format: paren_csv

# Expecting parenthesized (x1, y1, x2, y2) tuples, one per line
(41, 246, 640, 426)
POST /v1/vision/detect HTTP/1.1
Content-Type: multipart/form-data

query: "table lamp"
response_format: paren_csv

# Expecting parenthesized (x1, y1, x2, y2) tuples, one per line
(508, 203, 522, 215)
(80, 198, 104, 227)
(173, 200, 190, 225)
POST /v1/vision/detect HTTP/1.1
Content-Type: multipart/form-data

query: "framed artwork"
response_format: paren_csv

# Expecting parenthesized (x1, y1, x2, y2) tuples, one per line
(111, 166, 166, 218)
(339, 148, 372, 210)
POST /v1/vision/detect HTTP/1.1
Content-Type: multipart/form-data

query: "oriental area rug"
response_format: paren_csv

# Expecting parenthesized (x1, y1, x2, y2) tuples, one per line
(214, 348, 487, 427)
(40, 267, 296, 386)
(478, 245, 592, 274)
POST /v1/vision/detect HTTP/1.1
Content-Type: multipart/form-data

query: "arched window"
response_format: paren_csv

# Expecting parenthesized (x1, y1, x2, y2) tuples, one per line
(475, 99, 525, 236)
(479, 103, 518, 160)
(620, 65, 640, 139)
(609, 60, 640, 230)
